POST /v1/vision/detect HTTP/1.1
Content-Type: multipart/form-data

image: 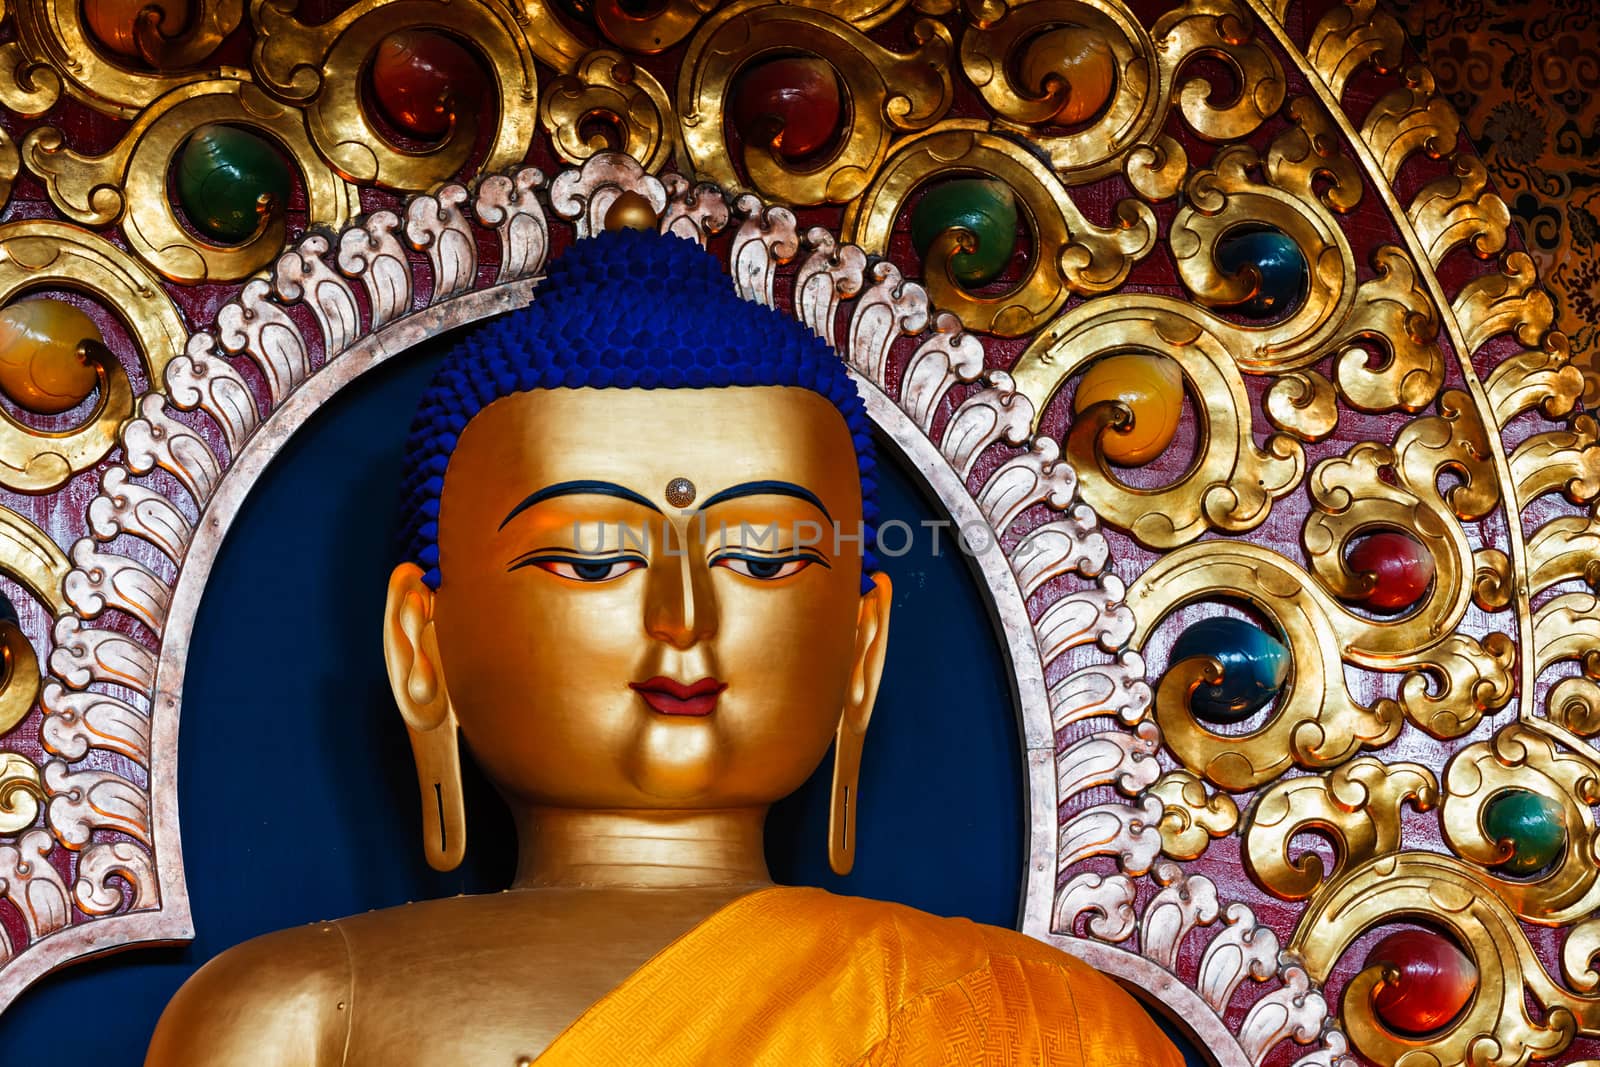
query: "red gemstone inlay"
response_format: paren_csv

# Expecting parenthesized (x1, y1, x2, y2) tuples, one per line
(1346, 531, 1435, 612)
(1366, 929, 1477, 1036)
(730, 57, 843, 161)
(371, 31, 482, 140)
(83, 0, 187, 62)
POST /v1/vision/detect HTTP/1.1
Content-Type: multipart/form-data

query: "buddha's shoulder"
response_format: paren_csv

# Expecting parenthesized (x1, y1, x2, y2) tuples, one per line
(755, 887, 1128, 989)
(753, 886, 1051, 954)
(145, 921, 354, 1066)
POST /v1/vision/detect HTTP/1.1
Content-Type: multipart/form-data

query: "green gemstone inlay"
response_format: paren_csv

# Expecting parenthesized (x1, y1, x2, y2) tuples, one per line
(175, 125, 292, 245)
(910, 178, 1020, 288)
(1482, 788, 1565, 876)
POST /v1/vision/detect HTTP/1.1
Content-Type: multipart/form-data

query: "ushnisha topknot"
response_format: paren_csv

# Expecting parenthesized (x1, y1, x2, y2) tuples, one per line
(396, 227, 880, 591)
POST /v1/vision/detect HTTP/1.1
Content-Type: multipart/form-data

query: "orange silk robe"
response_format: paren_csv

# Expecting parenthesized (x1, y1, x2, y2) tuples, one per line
(537, 886, 1184, 1066)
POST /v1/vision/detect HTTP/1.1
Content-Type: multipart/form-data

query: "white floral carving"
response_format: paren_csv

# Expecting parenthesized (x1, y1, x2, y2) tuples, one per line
(338, 210, 412, 330)
(476, 167, 550, 283)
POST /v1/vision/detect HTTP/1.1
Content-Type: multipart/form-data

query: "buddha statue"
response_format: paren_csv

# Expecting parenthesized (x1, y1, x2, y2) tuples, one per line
(145, 228, 1182, 1066)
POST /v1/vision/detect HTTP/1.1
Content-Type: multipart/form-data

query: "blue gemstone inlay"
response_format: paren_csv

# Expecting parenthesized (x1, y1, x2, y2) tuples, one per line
(1215, 228, 1308, 319)
(1168, 616, 1291, 724)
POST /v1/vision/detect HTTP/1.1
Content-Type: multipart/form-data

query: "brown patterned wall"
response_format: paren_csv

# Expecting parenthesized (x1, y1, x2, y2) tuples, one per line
(1405, 0, 1600, 404)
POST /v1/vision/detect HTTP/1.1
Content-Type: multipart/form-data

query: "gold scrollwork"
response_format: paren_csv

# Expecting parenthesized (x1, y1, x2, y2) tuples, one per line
(1149, 769, 1238, 861)
(0, 612, 41, 737)
(1407, 155, 1511, 269)
(0, 129, 18, 216)
(958, 0, 1161, 183)
(1512, 414, 1600, 510)
(1149, 0, 1286, 143)
(1441, 725, 1600, 925)
(1333, 246, 1445, 414)
(1171, 134, 1446, 415)
(1294, 852, 1600, 1067)
(1170, 144, 1356, 368)
(541, 50, 676, 174)
(0, 221, 183, 490)
(0, 40, 64, 119)
(1359, 65, 1461, 187)
(1536, 592, 1600, 680)
(503, 0, 587, 72)
(0, 507, 70, 617)
(1266, 96, 1363, 215)
(251, 0, 538, 191)
(2, 0, 241, 118)
(1302, 391, 1501, 664)
(1132, 547, 1408, 796)
(592, 0, 716, 53)
(842, 122, 1156, 337)
(23, 80, 361, 283)
(0, 753, 43, 833)
(1122, 134, 1188, 202)
(1129, 543, 1402, 792)
(1264, 369, 1338, 441)
(1010, 300, 1302, 547)
(793, 0, 911, 30)
(1303, 0, 1404, 104)
(1527, 512, 1600, 595)
(677, 1, 954, 205)
(1243, 757, 1436, 900)
(959, 0, 1282, 179)
(1548, 676, 1600, 739)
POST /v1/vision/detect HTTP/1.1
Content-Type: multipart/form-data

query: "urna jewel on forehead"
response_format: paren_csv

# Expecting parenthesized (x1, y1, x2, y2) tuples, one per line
(396, 227, 881, 591)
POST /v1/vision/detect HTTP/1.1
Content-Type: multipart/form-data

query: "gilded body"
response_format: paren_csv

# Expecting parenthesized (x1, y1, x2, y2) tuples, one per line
(147, 231, 1179, 1065)
(148, 385, 891, 1063)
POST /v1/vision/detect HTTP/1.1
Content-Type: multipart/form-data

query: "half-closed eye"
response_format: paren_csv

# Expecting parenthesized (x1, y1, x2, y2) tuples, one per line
(510, 553, 647, 583)
(710, 551, 829, 581)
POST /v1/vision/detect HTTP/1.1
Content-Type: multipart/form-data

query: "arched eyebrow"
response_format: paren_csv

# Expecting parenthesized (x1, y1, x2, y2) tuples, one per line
(697, 480, 833, 523)
(499, 480, 662, 530)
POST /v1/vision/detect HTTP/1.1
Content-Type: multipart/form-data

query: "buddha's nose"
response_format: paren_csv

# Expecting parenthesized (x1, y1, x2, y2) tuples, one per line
(643, 532, 718, 649)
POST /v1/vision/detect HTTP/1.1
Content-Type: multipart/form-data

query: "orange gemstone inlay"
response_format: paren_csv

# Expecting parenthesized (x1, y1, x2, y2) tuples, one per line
(1019, 26, 1117, 128)
(0, 299, 102, 415)
(1071, 354, 1183, 466)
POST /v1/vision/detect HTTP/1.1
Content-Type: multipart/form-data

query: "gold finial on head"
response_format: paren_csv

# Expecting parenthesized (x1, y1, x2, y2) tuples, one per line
(604, 191, 658, 232)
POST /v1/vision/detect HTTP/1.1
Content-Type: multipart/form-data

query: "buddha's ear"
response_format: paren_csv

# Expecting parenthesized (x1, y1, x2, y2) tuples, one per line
(844, 571, 893, 734)
(384, 562, 466, 871)
(829, 571, 892, 875)
(384, 562, 452, 731)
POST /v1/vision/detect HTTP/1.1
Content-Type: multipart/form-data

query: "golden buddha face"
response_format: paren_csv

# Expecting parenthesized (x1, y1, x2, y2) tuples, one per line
(385, 385, 891, 814)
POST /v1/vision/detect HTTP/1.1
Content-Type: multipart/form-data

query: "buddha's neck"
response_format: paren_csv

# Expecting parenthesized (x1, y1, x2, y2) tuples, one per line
(512, 806, 773, 890)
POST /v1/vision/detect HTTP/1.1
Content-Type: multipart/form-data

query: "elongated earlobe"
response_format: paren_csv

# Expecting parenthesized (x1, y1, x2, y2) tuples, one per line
(828, 725, 863, 875)
(410, 719, 466, 872)
(384, 563, 466, 871)
(828, 571, 892, 875)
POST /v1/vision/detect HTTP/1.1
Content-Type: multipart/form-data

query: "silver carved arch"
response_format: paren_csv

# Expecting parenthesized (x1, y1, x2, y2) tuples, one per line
(0, 151, 1344, 1066)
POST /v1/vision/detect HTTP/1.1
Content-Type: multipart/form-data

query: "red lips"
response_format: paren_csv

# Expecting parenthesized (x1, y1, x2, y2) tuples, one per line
(629, 676, 727, 717)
